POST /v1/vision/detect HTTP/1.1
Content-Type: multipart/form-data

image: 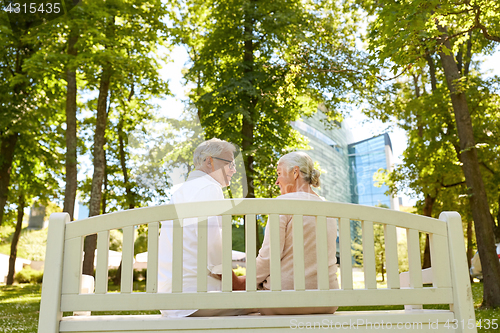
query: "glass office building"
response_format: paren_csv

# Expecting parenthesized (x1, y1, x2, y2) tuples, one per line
(348, 134, 398, 209)
(294, 111, 398, 210)
(291, 111, 351, 203)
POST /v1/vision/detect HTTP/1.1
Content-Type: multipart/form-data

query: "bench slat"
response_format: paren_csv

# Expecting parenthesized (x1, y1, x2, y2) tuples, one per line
(407, 228, 423, 288)
(60, 288, 454, 311)
(384, 224, 400, 289)
(64, 200, 448, 240)
(121, 226, 135, 294)
(269, 214, 281, 291)
(292, 214, 305, 291)
(339, 218, 353, 290)
(146, 222, 159, 293)
(171, 219, 183, 293)
(196, 217, 208, 293)
(222, 215, 232, 292)
(362, 221, 377, 289)
(430, 234, 452, 288)
(38, 213, 68, 333)
(59, 311, 456, 332)
(245, 214, 257, 292)
(95, 231, 109, 294)
(61, 237, 84, 295)
(316, 215, 329, 290)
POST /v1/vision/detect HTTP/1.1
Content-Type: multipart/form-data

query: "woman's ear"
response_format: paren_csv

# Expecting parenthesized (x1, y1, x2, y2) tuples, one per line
(293, 166, 299, 180)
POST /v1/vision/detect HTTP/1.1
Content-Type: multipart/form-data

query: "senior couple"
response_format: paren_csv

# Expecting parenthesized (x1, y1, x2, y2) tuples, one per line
(158, 138, 339, 317)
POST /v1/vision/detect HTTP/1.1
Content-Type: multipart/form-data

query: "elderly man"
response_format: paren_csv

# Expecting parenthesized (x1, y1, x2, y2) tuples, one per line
(158, 138, 248, 317)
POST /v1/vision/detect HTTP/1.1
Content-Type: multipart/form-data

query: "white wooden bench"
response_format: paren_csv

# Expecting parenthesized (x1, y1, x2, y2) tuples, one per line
(38, 199, 477, 332)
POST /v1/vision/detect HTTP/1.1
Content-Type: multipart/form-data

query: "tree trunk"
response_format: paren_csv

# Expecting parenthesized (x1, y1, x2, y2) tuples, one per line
(438, 25, 500, 307)
(380, 252, 385, 282)
(421, 194, 436, 269)
(101, 153, 108, 215)
(118, 85, 135, 210)
(425, 53, 437, 91)
(7, 194, 25, 285)
(413, 70, 435, 270)
(82, 63, 112, 276)
(495, 191, 500, 242)
(242, 3, 260, 252)
(0, 133, 19, 226)
(467, 216, 473, 284)
(63, 29, 79, 221)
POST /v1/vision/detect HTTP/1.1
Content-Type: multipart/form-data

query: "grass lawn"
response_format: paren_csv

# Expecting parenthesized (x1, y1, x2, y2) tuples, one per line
(1, 282, 499, 332)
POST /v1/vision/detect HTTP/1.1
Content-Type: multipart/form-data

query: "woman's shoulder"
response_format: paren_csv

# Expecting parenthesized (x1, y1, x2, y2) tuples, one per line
(276, 192, 323, 200)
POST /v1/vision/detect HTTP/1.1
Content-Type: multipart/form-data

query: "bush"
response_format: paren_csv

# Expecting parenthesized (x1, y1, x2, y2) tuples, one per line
(107, 267, 119, 282)
(133, 269, 147, 281)
(14, 266, 44, 284)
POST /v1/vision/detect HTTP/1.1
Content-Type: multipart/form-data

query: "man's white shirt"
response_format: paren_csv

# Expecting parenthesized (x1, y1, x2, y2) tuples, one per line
(158, 170, 224, 317)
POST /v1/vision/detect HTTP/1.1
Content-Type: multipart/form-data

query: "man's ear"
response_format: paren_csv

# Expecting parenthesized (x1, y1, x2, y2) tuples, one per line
(207, 157, 215, 172)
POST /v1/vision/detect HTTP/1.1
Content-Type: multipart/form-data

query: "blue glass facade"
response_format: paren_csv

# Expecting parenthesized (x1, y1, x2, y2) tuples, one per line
(348, 134, 393, 208)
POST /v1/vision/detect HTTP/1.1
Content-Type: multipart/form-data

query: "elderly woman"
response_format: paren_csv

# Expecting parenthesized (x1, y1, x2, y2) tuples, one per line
(256, 151, 339, 315)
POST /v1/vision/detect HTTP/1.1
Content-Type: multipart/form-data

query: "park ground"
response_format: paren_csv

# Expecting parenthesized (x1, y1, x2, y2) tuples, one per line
(1, 281, 499, 333)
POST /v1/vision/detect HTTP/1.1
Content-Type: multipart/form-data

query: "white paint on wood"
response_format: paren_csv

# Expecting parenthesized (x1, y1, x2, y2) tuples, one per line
(196, 217, 207, 293)
(429, 234, 452, 289)
(95, 231, 109, 294)
(171, 219, 183, 293)
(362, 221, 377, 289)
(440, 211, 476, 332)
(61, 237, 83, 295)
(407, 228, 423, 289)
(384, 224, 400, 289)
(58, 310, 456, 332)
(316, 216, 329, 290)
(339, 218, 353, 290)
(64, 200, 447, 240)
(38, 213, 68, 333)
(221, 215, 232, 292)
(60, 288, 454, 312)
(292, 215, 305, 291)
(146, 222, 159, 293)
(268, 214, 281, 291)
(245, 214, 257, 292)
(121, 226, 135, 294)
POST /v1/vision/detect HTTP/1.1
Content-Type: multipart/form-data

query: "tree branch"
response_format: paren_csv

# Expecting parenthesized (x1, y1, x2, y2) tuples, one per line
(474, 6, 500, 42)
(480, 161, 497, 176)
(441, 180, 466, 188)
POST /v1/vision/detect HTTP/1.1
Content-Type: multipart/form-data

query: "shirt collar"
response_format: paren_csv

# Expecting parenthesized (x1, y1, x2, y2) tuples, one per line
(188, 169, 222, 187)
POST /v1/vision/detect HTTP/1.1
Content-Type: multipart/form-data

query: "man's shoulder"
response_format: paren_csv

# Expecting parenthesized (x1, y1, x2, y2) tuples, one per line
(171, 179, 223, 203)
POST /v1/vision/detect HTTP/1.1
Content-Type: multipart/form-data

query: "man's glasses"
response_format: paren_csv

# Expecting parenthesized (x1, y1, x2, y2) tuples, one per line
(211, 156, 236, 170)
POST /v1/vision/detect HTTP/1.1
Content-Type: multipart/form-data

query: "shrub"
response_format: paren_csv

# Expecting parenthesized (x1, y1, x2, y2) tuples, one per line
(14, 266, 44, 284)
(133, 269, 147, 281)
(107, 267, 119, 282)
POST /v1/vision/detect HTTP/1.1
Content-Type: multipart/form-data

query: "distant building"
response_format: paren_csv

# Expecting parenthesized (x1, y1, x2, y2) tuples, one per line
(292, 111, 398, 210)
(28, 204, 46, 229)
(348, 133, 399, 210)
(291, 112, 351, 203)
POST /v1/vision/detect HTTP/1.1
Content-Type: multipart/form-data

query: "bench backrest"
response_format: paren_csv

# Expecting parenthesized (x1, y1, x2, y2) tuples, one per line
(38, 199, 475, 332)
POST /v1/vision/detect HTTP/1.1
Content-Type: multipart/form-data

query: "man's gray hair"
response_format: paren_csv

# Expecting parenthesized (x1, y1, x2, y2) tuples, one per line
(193, 138, 236, 169)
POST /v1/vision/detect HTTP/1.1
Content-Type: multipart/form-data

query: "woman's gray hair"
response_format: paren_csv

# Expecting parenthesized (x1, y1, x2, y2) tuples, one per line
(278, 152, 321, 187)
(193, 138, 236, 169)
